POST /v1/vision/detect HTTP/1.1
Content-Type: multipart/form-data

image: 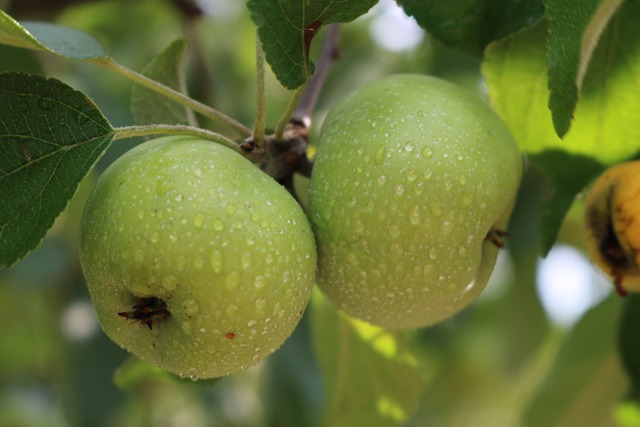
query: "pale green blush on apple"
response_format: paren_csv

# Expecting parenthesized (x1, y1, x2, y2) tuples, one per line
(309, 74, 522, 329)
(80, 136, 316, 379)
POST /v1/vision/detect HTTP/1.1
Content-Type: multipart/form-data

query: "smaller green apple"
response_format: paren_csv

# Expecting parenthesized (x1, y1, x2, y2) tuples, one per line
(80, 136, 316, 379)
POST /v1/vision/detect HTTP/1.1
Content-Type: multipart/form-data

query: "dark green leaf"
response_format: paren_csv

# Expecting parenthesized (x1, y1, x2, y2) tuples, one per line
(0, 10, 107, 59)
(311, 291, 421, 427)
(524, 297, 627, 427)
(619, 295, 640, 400)
(531, 151, 604, 255)
(0, 72, 114, 267)
(397, 0, 543, 56)
(131, 38, 194, 127)
(247, 0, 378, 89)
(545, 0, 625, 137)
(483, 15, 640, 254)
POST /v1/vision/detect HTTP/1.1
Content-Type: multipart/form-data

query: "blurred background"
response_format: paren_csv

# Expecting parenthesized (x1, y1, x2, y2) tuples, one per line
(0, 0, 629, 426)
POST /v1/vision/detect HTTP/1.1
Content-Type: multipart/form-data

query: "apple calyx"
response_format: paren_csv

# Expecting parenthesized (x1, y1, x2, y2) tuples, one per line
(117, 296, 171, 330)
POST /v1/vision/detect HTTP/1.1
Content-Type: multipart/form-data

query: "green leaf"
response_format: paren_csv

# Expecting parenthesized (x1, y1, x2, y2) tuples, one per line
(131, 38, 195, 127)
(524, 297, 627, 427)
(0, 72, 114, 267)
(311, 291, 421, 427)
(397, 0, 543, 56)
(531, 151, 604, 254)
(619, 295, 640, 400)
(247, 0, 378, 89)
(545, 0, 625, 137)
(483, 12, 640, 254)
(0, 9, 106, 59)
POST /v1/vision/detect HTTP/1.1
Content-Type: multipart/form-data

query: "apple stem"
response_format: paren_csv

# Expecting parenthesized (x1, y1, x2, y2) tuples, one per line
(273, 24, 341, 141)
(113, 124, 242, 153)
(253, 36, 267, 148)
(92, 58, 252, 138)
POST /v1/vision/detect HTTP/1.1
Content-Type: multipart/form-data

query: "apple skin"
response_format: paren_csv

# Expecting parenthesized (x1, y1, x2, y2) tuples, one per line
(79, 136, 316, 379)
(308, 74, 522, 329)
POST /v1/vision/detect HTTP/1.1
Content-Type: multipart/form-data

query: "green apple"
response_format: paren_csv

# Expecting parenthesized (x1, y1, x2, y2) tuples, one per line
(79, 136, 316, 379)
(308, 74, 522, 329)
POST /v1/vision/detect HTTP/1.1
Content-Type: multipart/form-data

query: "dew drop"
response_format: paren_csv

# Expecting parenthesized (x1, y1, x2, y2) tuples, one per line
(409, 205, 420, 225)
(193, 212, 205, 228)
(193, 168, 203, 177)
(161, 275, 178, 291)
(421, 147, 433, 158)
(254, 275, 266, 288)
(390, 243, 403, 254)
(429, 248, 438, 260)
(354, 221, 365, 234)
(406, 169, 418, 182)
(181, 321, 192, 335)
(226, 204, 236, 215)
(226, 271, 240, 290)
(389, 224, 401, 238)
(424, 169, 433, 179)
(150, 232, 160, 243)
(430, 200, 443, 217)
(255, 298, 267, 311)
(413, 181, 425, 195)
(137, 209, 145, 220)
(462, 193, 474, 207)
(377, 175, 386, 186)
(182, 299, 199, 315)
(213, 219, 224, 231)
(375, 147, 386, 164)
(248, 319, 257, 327)
(193, 256, 205, 269)
(404, 141, 415, 152)
(395, 184, 406, 196)
(210, 250, 223, 273)
(241, 251, 253, 269)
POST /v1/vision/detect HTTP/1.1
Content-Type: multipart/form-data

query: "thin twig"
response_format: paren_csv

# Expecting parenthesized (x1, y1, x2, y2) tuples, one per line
(93, 58, 252, 138)
(113, 124, 242, 153)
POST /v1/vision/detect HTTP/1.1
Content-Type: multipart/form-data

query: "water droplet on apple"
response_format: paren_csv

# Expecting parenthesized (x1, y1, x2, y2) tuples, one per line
(377, 175, 386, 186)
(182, 299, 199, 315)
(375, 147, 386, 164)
(254, 275, 266, 288)
(413, 181, 425, 195)
(395, 184, 405, 195)
(429, 248, 438, 260)
(429, 200, 443, 217)
(225, 271, 239, 290)
(247, 319, 257, 327)
(226, 204, 236, 215)
(354, 220, 365, 233)
(421, 146, 433, 158)
(255, 298, 267, 311)
(213, 219, 224, 231)
(241, 251, 253, 269)
(137, 209, 144, 220)
(389, 225, 401, 238)
(404, 142, 415, 152)
(150, 232, 160, 243)
(193, 212, 205, 228)
(406, 169, 418, 182)
(210, 250, 223, 273)
(161, 275, 178, 291)
(193, 256, 204, 269)
(409, 206, 420, 224)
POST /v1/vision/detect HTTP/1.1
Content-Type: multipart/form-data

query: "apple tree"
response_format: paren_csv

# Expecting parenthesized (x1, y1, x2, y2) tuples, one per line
(1, 0, 640, 426)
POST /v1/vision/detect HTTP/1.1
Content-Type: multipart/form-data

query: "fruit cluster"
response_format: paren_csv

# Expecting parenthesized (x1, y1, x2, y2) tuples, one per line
(80, 75, 523, 379)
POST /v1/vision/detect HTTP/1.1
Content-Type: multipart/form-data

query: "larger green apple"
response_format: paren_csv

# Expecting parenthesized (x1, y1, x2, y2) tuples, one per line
(309, 74, 522, 329)
(80, 136, 316, 379)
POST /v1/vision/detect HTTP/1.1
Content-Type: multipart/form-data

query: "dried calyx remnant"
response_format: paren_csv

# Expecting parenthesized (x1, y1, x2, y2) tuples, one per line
(118, 296, 170, 329)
